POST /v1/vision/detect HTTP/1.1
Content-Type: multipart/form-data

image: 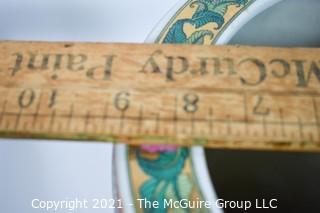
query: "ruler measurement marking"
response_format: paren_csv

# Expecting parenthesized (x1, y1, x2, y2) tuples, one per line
(102, 102, 109, 132)
(154, 113, 160, 134)
(3, 111, 320, 130)
(137, 106, 144, 134)
(57, 121, 62, 132)
(290, 132, 295, 140)
(177, 88, 320, 97)
(312, 98, 320, 140)
(309, 132, 314, 142)
(226, 114, 232, 135)
(1, 112, 320, 127)
(0, 100, 7, 126)
(208, 107, 214, 136)
(243, 94, 249, 134)
(32, 91, 43, 128)
(23, 122, 28, 130)
(38, 121, 44, 131)
(67, 104, 74, 131)
(14, 108, 23, 130)
(84, 111, 91, 132)
(297, 116, 304, 140)
(120, 111, 125, 133)
(49, 109, 56, 132)
(279, 108, 286, 137)
(5, 120, 10, 129)
(92, 120, 97, 134)
(0, 91, 319, 149)
(190, 113, 195, 136)
(88, 110, 97, 134)
(173, 96, 178, 135)
(262, 116, 267, 137)
(109, 125, 114, 135)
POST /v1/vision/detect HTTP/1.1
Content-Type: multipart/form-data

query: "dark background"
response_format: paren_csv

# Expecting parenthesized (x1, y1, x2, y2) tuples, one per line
(206, 150, 320, 213)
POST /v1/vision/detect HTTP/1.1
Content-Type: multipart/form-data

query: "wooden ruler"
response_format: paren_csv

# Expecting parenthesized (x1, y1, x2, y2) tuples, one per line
(0, 41, 320, 152)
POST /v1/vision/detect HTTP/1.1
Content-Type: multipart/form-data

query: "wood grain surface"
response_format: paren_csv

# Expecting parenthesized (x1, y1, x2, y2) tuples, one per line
(0, 41, 319, 152)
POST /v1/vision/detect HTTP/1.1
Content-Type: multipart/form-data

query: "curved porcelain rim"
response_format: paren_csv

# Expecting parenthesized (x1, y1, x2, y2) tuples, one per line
(114, 1, 283, 212)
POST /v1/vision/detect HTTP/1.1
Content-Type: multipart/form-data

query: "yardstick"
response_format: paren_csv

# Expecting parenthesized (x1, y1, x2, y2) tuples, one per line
(0, 41, 320, 152)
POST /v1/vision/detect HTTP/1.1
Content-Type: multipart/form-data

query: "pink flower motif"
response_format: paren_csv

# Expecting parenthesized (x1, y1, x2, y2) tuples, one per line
(140, 144, 178, 153)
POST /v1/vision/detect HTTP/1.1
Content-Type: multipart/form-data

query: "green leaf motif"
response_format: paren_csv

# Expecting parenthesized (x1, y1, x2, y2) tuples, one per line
(208, 2, 229, 15)
(190, 0, 208, 14)
(191, 10, 224, 29)
(186, 30, 214, 44)
(163, 0, 248, 44)
(208, 0, 248, 15)
(165, 175, 193, 213)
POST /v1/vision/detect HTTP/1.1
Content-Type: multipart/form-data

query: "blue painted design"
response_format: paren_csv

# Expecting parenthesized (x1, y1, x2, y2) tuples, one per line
(163, 0, 248, 44)
(136, 148, 192, 213)
(135, 1, 251, 212)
